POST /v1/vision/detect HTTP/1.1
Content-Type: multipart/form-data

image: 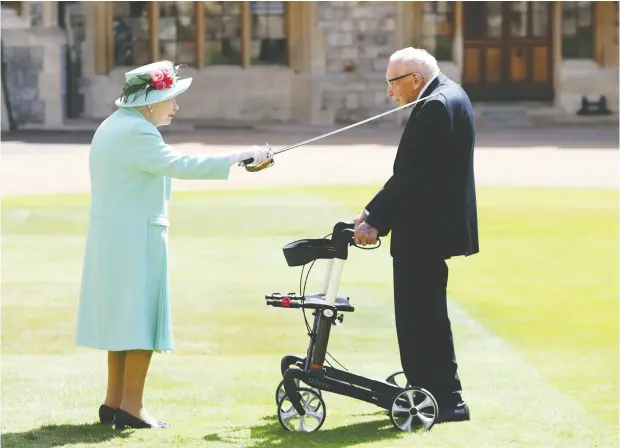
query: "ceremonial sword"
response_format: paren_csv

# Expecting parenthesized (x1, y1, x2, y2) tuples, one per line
(240, 85, 457, 172)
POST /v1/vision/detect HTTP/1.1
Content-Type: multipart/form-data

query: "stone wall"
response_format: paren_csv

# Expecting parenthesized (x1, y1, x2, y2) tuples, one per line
(82, 65, 296, 123)
(556, 60, 619, 114)
(315, 1, 397, 123)
(80, 1, 400, 126)
(2, 45, 45, 126)
(5, 1, 616, 129)
(1, 4, 67, 130)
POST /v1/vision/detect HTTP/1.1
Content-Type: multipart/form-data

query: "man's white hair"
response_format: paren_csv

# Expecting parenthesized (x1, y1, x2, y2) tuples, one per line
(389, 47, 440, 79)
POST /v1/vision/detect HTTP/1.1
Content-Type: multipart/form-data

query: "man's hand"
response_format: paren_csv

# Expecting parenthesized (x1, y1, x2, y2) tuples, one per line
(354, 222, 378, 246)
(354, 209, 368, 230)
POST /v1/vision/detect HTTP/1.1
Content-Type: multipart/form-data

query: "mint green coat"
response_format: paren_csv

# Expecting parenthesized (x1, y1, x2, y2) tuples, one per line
(75, 107, 231, 352)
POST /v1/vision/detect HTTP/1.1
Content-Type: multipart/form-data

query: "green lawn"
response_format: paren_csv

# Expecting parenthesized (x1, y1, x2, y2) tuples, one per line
(1, 185, 617, 447)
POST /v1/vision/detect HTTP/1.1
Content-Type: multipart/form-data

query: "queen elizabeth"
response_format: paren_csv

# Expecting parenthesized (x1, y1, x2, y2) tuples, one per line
(74, 60, 272, 429)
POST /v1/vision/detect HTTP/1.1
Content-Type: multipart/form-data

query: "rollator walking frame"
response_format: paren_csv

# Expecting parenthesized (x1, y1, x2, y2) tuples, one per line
(265, 221, 439, 433)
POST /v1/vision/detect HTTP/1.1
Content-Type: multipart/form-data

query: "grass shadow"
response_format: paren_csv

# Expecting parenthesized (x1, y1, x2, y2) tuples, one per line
(1, 423, 131, 447)
(204, 414, 424, 448)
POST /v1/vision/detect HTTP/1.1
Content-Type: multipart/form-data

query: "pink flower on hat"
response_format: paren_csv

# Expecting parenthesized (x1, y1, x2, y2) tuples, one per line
(151, 70, 164, 83)
(162, 69, 174, 88)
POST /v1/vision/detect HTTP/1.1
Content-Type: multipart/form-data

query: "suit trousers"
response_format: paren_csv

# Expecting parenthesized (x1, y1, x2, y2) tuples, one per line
(392, 255, 462, 405)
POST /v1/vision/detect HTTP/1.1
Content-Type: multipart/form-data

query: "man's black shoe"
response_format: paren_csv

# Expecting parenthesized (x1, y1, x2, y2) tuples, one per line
(435, 401, 470, 424)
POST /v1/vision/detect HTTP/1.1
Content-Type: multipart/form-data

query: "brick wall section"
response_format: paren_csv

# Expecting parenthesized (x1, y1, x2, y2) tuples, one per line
(316, 1, 397, 123)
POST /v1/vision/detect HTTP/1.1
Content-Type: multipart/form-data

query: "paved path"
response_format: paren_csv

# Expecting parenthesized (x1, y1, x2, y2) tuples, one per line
(1, 127, 617, 197)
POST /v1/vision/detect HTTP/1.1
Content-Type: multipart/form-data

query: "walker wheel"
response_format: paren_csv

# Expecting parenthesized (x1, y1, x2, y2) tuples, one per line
(277, 387, 326, 432)
(275, 378, 321, 405)
(389, 387, 438, 431)
(385, 370, 410, 388)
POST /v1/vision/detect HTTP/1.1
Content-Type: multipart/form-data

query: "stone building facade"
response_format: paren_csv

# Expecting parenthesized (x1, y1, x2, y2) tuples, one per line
(1, 1, 618, 130)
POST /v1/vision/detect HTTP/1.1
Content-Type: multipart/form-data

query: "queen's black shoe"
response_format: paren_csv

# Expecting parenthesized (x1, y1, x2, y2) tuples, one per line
(114, 409, 170, 429)
(98, 404, 116, 424)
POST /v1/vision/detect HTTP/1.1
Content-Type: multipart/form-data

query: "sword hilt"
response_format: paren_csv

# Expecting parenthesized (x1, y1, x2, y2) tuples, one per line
(244, 158, 274, 172)
(240, 142, 275, 172)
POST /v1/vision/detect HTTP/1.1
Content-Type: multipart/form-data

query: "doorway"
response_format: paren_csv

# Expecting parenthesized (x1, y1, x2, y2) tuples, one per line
(462, 1, 554, 102)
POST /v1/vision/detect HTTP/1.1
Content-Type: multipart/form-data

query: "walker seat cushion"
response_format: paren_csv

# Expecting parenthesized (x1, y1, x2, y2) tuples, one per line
(282, 239, 337, 266)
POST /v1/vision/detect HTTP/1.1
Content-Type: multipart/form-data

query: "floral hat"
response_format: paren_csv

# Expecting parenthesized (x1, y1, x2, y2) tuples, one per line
(114, 60, 193, 108)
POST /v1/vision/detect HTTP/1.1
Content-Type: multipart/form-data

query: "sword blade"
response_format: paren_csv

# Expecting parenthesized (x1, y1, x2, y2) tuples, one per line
(273, 86, 456, 155)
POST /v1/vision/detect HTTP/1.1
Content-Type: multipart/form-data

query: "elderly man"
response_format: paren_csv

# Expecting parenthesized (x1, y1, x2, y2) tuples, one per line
(354, 47, 478, 423)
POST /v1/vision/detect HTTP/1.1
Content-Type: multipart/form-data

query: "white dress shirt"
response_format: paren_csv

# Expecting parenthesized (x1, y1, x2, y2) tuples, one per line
(417, 72, 440, 101)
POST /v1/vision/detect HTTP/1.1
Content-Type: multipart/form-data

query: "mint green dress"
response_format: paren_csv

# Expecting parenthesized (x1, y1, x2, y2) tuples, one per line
(75, 107, 231, 352)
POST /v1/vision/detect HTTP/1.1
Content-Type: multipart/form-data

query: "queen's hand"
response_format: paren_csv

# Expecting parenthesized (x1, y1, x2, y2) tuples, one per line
(230, 145, 273, 167)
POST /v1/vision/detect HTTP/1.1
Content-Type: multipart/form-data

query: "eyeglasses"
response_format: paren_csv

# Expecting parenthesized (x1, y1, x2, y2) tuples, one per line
(386, 72, 419, 87)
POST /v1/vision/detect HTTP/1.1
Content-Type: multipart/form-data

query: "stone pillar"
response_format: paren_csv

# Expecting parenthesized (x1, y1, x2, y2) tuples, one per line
(81, 2, 117, 119)
(38, 29, 66, 128)
(80, 2, 97, 79)
(288, 1, 324, 74)
(395, 1, 414, 50)
(290, 1, 332, 125)
(306, 2, 326, 75)
(20, 1, 32, 26)
(594, 1, 619, 68)
(286, 1, 302, 73)
(394, 2, 415, 126)
(551, 1, 562, 109)
(42, 1, 57, 28)
(452, 2, 463, 77)
(411, 2, 423, 47)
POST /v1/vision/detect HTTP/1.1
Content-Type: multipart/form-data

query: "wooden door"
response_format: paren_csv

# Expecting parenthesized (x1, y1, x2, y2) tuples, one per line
(462, 2, 553, 102)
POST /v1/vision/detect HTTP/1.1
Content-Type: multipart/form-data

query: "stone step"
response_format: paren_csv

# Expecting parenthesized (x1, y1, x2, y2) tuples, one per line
(473, 104, 536, 130)
(470, 102, 618, 130)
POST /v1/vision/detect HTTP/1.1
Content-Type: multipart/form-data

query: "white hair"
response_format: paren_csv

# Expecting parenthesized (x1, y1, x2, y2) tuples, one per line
(389, 47, 440, 79)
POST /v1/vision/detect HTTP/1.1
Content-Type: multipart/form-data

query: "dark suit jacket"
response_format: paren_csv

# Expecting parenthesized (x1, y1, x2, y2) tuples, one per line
(364, 73, 479, 260)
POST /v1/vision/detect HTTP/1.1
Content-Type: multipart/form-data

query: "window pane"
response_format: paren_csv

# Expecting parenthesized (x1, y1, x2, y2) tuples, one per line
(250, 1, 287, 65)
(158, 2, 196, 66)
(464, 2, 485, 39)
(486, 2, 503, 38)
(510, 2, 527, 38)
(577, 1, 591, 26)
(203, 1, 242, 65)
(562, 2, 576, 36)
(422, 1, 453, 61)
(112, 2, 150, 66)
(561, 1, 593, 58)
(532, 2, 550, 38)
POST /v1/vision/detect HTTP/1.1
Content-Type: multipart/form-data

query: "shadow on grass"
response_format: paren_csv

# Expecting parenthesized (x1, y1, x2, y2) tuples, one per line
(204, 414, 423, 448)
(1, 423, 130, 447)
